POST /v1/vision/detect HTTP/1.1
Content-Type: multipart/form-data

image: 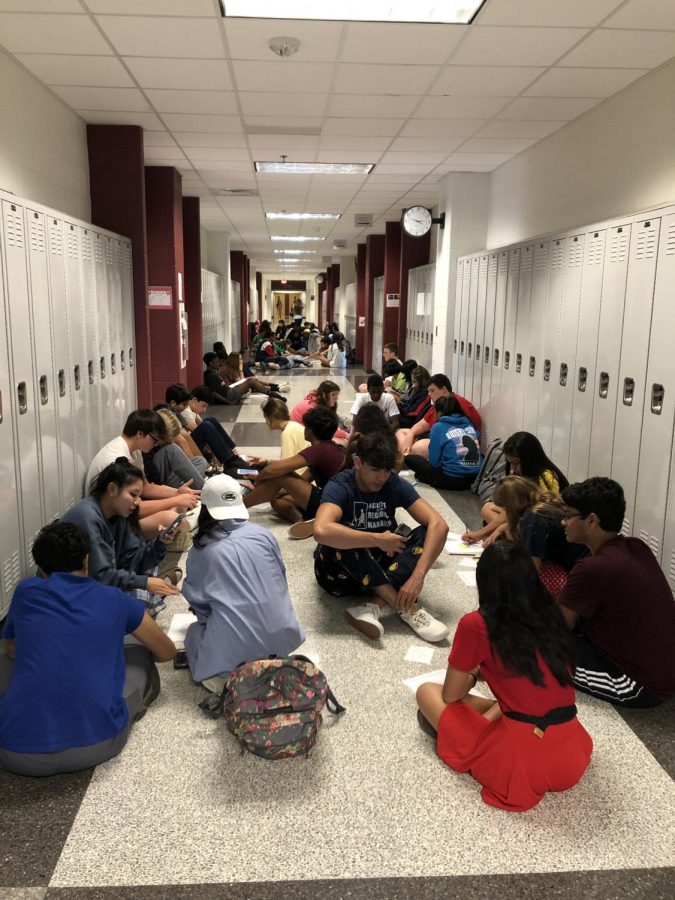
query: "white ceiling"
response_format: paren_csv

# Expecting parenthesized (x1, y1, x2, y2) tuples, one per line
(0, 0, 674, 277)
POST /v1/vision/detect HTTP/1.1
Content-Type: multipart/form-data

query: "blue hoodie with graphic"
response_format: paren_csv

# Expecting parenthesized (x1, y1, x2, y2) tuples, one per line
(428, 414, 482, 477)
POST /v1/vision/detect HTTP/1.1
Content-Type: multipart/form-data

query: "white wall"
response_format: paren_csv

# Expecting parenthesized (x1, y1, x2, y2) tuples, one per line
(0, 49, 89, 221)
(488, 59, 675, 248)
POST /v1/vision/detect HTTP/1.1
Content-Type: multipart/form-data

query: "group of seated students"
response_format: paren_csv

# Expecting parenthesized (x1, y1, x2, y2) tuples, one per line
(2, 339, 675, 816)
(250, 318, 348, 371)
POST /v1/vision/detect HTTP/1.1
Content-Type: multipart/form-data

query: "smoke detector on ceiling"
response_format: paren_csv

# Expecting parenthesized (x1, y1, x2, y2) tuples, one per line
(268, 36, 301, 58)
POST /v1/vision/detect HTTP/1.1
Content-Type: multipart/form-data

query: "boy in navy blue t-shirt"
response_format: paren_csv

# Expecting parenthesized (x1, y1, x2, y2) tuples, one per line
(0, 522, 176, 776)
(313, 432, 450, 643)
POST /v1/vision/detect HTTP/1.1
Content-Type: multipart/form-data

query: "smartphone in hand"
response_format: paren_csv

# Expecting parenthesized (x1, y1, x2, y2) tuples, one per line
(394, 523, 412, 538)
(158, 512, 186, 541)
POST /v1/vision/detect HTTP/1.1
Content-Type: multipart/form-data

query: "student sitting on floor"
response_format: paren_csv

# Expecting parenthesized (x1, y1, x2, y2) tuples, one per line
(86, 409, 200, 539)
(397, 365, 432, 428)
(176, 386, 250, 472)
(219, 351, 289, 395)
(290, 380, 349, 442)
(143, 409, 206, 491)
(0, 522, 176, 777)
(464, 431, 569, 546)
(247, 396, 311, 475)
(343, 402, 403, 472)
(405, 395, 482, 491)
(243, 406, 345, 535)
(204, 352, 285, 404)
(416, 541, 592, 812)
(350, 374, 400, 428)
(491, 476, 588, 597)
(62, 460, 182, 609)
(557, 477, 675, 708)
(396, 374, 481, 460)
(182, 476, 304, 691)
(323, 333, 347, 369)
(356, 342, 402, 393)
(312, 432, 449, 643)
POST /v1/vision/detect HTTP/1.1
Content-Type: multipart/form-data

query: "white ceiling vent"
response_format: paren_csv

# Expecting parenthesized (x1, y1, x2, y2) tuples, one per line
(219, 189, 259, 197)
(354, 213, 373, 227)
(333, 239, 347, 249)
(245, 125, 321, 136)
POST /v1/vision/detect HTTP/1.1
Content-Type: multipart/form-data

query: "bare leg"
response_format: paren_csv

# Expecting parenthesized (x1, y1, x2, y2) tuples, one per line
(409, 437, 430, 457)
(271, 494, 303, 523)
(417, 683, 501, 731)
(138, 509, 189, 541)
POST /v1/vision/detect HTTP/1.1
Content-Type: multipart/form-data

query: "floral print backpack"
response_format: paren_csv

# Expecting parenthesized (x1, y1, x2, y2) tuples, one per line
(202, 655, 346, 760)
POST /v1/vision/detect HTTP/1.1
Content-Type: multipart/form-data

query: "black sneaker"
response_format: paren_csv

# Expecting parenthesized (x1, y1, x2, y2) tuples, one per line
(268, 391, 286, 401)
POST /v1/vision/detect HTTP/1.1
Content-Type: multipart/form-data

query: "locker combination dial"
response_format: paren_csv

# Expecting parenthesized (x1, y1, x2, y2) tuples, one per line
(484, 346, 490, 364)
(74, 365, 81, 391)
(100, 356, 106, 379)
(39, 375, 48, 405)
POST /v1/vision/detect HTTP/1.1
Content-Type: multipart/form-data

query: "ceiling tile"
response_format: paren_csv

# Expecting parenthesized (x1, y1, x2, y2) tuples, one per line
(248, 134, 319, 151)
(0, 1, 82, 9)
(95, 15, 225, 59)
(524, 66, 649, 97)
(323, 118, 405, 136)
(451, 26, 589, 67)
(476, 0, 622, 27)
(333, 63, 438, 95)
(341, 21, 463, 65)
(142, 146, 187, 162)
(185, 147, 252, 162)
(125, 58, 232, 91)
(161, 113, 243, 133)
(88, 0, 214, 13)
(414, 96, 509, 119)
(437, 163, 496, 172)
(0, 13, 111, 54)
(431, 65, 544, 97)
(173, 132, 248, 148)
(327, 94, 418, 118)
(603, 0, 675, 30)
(474, 119, 567, 139)
(245, 116, 322, 130)
(142, 131, 178, 148)
(314, 150, 379, 163)
(232, 60, 334, 93)
(400, 118, 485, 138)
(224, 18, 343, 62)
(53, 85, 151, 111)
(388, 136, 464, 152)
(16, 54, 134, 87)
(240, 92, 328, 117)
(497, 96, 601, 120)
(318, 136, 391, 150)
(144, 89, 238, 115)
(193, 160, 252, 172)
(376, 164, 435, 175)
(78, 109, 165, 130)
(559, 29, 675, 68)
(379, 151, 448, 165)
(456, 137, 538, 153)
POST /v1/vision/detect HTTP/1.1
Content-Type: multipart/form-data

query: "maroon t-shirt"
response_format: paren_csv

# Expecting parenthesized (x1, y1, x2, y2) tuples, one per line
(558, 536, 675, 699)
(299, 441, 344, 488)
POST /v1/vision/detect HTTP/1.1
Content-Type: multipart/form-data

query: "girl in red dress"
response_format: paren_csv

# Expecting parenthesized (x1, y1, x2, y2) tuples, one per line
(416, 541, 593, 812)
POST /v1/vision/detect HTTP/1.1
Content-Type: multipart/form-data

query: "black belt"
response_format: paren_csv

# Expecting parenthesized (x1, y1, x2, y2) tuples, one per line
(504, 704, 577, 738)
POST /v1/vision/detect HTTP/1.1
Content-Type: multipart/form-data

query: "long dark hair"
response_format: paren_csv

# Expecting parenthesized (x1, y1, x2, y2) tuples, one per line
(502, 431, 568, 489)
(90, 458, 144, 497)
(346, 403, 398, 469)
(476, 541, 575, 687)
(312, 380, 340, 407)
(192, 505, 224, 547)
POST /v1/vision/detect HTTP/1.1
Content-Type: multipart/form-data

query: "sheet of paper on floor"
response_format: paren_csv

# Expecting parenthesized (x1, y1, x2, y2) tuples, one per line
(457, 569, 477, 587)
(405, 645, 435, 664)
(402, 668, 447, 693)
(167, 612, 198, 645)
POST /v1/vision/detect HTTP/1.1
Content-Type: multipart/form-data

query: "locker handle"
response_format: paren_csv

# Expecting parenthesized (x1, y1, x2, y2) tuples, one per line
(39, 374, 48, 405)
(111, 352, 116, 375)
(467, 342, 472, 359)
(516, 353, 522, 373)
(651, 383, 665, 415)
(453, 338, 458, 353)
(100, 356, 106, 379)
(58, 369, 66, 397)
(74, 364, 81, 391)
(559, 362, 568, 387)
(476, 343, 481, 360)
(121, 350, 126, 371)
(543, 359, 551, 382)
(460, 340, 465, 356)
(484, 346, 490, 364)
(494, 348, 500, 367)
(504, 350, 510, 370)
(88, 360, 94, 385)
(129, 348, 133, 368)
(599, 371, 609, 399)
(529, 356, 536, 377)
(17, 381, 28, 414)
(578, 367, 587, 392)
(0, 388, 3, 424)
(622, 376, 635, 406)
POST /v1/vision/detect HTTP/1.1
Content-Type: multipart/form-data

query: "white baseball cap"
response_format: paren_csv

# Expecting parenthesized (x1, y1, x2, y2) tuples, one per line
(200, 474, 249, 521)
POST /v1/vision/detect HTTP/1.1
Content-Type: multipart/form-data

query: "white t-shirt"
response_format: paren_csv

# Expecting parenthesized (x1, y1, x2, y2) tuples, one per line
(327, 344, 347, 368)
(350, 392, 400, 422)
(180, 406, 198, 429)
(86, 435, 144, 491)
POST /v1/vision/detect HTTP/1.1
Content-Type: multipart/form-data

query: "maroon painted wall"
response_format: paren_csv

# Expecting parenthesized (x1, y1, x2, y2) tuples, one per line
(355, 243, 366, 364)
(182, 196, 203, 388)
(383, 221, 402, 350)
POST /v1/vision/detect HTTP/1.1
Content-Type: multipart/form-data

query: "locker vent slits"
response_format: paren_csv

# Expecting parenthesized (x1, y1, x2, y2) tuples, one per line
(521, 250, 533, 273)
(635, 227, 657, 260)
(2, 551, 21, 598)
(535, 245, 549, 270)
(665, 223, 675, 256)
(568, 243, 583, 267)
(29, 219, 45, 254)
(610, 232, 628, 263)
(67, 231, 78, 258)
(479, 257, 488, 277)
(49, 223, 63, 257)
(551, 244, 564, 269)
(81, 233, 91, 260)
(586, 235, 605, 266)
(94, 236, 104, 264)
(669, 552, 675, 585)
(639, 530, 660, 558)
(105, 240, 114, 265)
(488, 256, 497, 276)
(5, 209, 25, 248)
(620, 518, 631, 537)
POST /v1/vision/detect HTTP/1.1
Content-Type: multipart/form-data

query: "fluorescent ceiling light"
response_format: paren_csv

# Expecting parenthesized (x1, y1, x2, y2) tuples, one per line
(266, 212, 340, 220)
(256, 161, 373, 175)
(274, 249, 318, 255)
(222, 1, 485, 24)
(271, 235, 325, 242)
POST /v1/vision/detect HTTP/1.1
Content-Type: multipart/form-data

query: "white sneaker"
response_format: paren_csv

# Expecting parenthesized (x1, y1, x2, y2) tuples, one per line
(400, 606, 449, 643)
(345, 602, 384, 640)
(275, 381, 290, 392)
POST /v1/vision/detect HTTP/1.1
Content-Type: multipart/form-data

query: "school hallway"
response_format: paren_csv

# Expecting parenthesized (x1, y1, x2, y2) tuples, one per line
(1, 368, 673, 900)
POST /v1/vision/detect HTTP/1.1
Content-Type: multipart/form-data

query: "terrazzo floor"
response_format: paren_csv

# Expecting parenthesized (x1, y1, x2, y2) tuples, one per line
(2, 367, 675, 899)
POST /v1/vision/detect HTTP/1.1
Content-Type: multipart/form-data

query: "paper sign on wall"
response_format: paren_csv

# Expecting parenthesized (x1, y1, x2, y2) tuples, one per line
(358, 316, 366, 327)
(148, 287, 173, 309)
(386, 293, 400, 308)
(416, 291, 427, 315)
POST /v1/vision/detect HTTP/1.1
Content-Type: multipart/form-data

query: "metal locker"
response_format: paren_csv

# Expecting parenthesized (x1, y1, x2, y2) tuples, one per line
(457, 257, 472, 396)
(371, 275, 384, 369)
(105, 235, 123, 421)
(537, 237, 566, 456)
(46, 214, 77, 511)
(567, 229, 607, 482)
(550, 233, 585, 476)
(25, 208, 61, 524)
(522, 241, 549, 434)
(499, 247, 521, 441)
(79, 226, 103, 457)
(480, 253, 498, 428)
(633, 212, 675, 561)
(121, 239, 137, 416)
(0, 234, 23, 618)
(451, 259, 463, 388)
(610, 216, 661, 537)
(473, 254, 489, 418)
(93, 231, 113, 442)
(512, 244, 533, 432)
(0, 198, 44, 567)
(64, 221, 91, 495)
(487, 250, 508, 442)
(588, 223, 631, 478)
(465, 254, 480, 405)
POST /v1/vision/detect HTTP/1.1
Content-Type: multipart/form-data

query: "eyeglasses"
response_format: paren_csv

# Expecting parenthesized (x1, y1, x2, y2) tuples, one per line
(562, 511, 585, 521)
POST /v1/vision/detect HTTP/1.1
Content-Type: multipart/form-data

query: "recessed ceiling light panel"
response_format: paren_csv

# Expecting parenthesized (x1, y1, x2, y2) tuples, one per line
(271, 235, 325, 242)
(222, 1, 485, 24)
(274, 249, 318, 255)
(256, 161, 373, 175)
(266, 212, 340, 220)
